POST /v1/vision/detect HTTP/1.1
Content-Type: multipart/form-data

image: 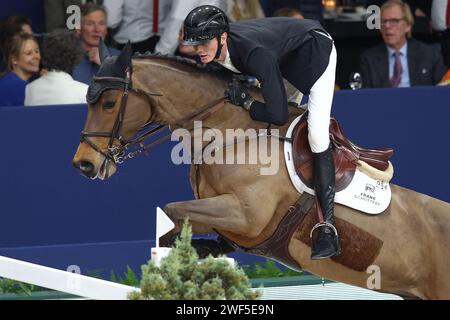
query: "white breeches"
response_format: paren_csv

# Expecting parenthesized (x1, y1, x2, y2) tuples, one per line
(307, 41, 337, 153)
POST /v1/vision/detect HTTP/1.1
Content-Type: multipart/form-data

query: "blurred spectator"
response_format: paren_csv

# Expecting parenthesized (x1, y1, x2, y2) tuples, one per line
(155, 0, 227, 55)
(431, 0, 450, 68)
(360, 0, 446, 88)
(73, 3, 120, 85)
(25, 30, 87, 106)
(103, 0, 173, 53)
(263, 0, 323, 21)
(0, 16, 33, 73)
(0, 33, 40, 107)
(225, 0, 266, 21)
(273, 7, 305, 19)
(408, 0, 432, 18)
(0, 16, 33, 44)
(365, 0, 431, 17)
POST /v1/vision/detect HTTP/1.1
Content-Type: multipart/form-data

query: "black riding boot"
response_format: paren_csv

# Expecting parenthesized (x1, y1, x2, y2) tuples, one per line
(310, 144, 341, 260)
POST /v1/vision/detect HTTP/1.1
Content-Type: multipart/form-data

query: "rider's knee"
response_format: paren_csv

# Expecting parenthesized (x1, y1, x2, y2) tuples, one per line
(308, 129, 330, 153)
(270, 112, 288, 126)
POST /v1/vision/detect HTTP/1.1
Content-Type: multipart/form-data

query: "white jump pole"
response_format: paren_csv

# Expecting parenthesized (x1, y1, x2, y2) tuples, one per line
(0, 256, 140, 300)
(0, 207, 174, 299)
(0, 208, 235, 300)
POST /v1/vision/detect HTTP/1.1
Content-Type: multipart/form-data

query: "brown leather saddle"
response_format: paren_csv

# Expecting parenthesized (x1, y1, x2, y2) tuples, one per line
(292, 114, 394, 192)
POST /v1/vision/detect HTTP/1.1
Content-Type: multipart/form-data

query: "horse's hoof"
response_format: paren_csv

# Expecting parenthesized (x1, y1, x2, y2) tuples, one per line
(191, 239, 225, 258)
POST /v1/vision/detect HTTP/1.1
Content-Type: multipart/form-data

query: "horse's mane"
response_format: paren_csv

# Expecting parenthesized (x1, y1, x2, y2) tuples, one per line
(132, 52, 233, 81)
(133, 52, 206, 69)
(131, 52, 303, 126)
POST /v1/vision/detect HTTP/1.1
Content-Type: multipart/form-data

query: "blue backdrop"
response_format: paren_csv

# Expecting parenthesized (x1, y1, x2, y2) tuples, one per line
(0, 86, 449, 278)
(0, 0, 45, 33)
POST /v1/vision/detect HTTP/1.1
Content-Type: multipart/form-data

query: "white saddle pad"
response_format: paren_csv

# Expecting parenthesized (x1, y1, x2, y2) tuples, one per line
(284, 115, 391, 215)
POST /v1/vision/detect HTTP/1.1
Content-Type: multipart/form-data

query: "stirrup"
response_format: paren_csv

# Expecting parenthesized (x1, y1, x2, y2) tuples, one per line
(310, 222, 338, 238)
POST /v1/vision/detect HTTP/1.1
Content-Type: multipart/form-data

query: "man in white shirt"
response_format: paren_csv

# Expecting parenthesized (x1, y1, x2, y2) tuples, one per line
(25, 30, 88, 106)
(103, 0, 173, 53)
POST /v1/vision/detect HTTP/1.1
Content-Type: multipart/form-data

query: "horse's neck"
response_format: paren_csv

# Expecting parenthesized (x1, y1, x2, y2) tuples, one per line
(133, 58, 303, 132)
(133, 58, 226, 123)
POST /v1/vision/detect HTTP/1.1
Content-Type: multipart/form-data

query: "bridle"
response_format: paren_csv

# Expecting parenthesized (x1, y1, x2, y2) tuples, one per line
(80, 68, 163, 165)
(80, 66, 225, 177)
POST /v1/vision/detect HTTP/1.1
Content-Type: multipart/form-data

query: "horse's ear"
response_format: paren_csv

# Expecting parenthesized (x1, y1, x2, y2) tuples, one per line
(99, 38, 110, 64)
(116, 41, 133, 73)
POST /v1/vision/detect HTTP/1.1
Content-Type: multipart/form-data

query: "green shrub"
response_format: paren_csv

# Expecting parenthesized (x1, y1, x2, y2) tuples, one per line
(110, 266, 140, 287)
(129, 220, 261, 300)
(0, 278, 44, 295)
(243, 260, 303, 279)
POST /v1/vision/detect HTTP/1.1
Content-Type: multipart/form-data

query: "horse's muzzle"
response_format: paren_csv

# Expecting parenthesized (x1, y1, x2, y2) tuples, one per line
(73, 159, 96, 179)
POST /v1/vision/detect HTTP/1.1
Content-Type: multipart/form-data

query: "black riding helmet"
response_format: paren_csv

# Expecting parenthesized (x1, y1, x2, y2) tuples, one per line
(182, 5, 229, 59)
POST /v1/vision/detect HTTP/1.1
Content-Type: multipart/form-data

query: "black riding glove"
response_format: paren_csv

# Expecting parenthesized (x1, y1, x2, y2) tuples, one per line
(225, 78, 255, 110)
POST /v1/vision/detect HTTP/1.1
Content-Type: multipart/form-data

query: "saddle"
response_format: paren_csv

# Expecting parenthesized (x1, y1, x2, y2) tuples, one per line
(292, 115, 394, 192)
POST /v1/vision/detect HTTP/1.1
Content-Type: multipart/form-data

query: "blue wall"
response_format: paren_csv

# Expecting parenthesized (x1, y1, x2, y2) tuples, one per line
(331, 86, 450, 202)
(0, 86, 449, 277)
(0, 105, 194, 248)
(0, 0, 45, 33)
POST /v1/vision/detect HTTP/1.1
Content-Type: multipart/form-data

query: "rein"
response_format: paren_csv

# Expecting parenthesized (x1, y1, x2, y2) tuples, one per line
(120, 96, 226, 163)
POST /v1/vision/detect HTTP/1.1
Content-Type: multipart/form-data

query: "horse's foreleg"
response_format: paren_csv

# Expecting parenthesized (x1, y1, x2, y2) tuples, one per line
(158, 195, 247, 256)
(163, 194, 251, 235)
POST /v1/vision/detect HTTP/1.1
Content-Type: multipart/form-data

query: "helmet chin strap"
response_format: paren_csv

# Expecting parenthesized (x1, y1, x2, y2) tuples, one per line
(215, 35, 223, 59)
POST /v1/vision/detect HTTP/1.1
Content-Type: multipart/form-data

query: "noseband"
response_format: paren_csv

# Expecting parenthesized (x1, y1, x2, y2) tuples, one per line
(80, 67, 225, 176)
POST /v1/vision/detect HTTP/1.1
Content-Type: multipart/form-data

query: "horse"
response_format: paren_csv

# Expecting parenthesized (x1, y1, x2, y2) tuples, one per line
(72, 44, 450, 299)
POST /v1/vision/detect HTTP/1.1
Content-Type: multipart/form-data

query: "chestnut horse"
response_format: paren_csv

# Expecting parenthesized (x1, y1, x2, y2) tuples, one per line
(72, 45, 450, 299)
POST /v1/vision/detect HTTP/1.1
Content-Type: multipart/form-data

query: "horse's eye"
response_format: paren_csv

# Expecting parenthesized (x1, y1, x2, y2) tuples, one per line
(103, 101, 115, 109)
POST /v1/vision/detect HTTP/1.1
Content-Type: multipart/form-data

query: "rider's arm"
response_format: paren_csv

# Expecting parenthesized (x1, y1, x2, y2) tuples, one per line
(246, 48, 289, 126)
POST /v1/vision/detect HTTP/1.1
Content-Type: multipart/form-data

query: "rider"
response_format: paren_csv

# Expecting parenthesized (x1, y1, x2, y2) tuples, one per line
(182, 5, 340, 259)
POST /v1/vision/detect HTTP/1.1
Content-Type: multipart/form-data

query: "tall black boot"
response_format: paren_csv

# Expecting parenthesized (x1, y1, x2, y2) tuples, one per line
(310, 144, 341, 260)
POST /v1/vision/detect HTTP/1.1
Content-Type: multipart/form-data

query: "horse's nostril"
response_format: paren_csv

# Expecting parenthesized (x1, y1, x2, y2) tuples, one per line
(76, 160, 95, 176)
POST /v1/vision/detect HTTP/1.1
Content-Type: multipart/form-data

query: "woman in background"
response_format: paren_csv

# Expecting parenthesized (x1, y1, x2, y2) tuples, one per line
(0, 33, 40, 107)
(25, 29, 88, 106)
(0, 15, 33, 73)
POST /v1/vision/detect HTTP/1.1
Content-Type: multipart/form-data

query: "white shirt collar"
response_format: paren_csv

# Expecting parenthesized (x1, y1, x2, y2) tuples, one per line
(45, 70, 74, 80)
(216, 49, 242, 74)
(387, 41, 408, 56)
